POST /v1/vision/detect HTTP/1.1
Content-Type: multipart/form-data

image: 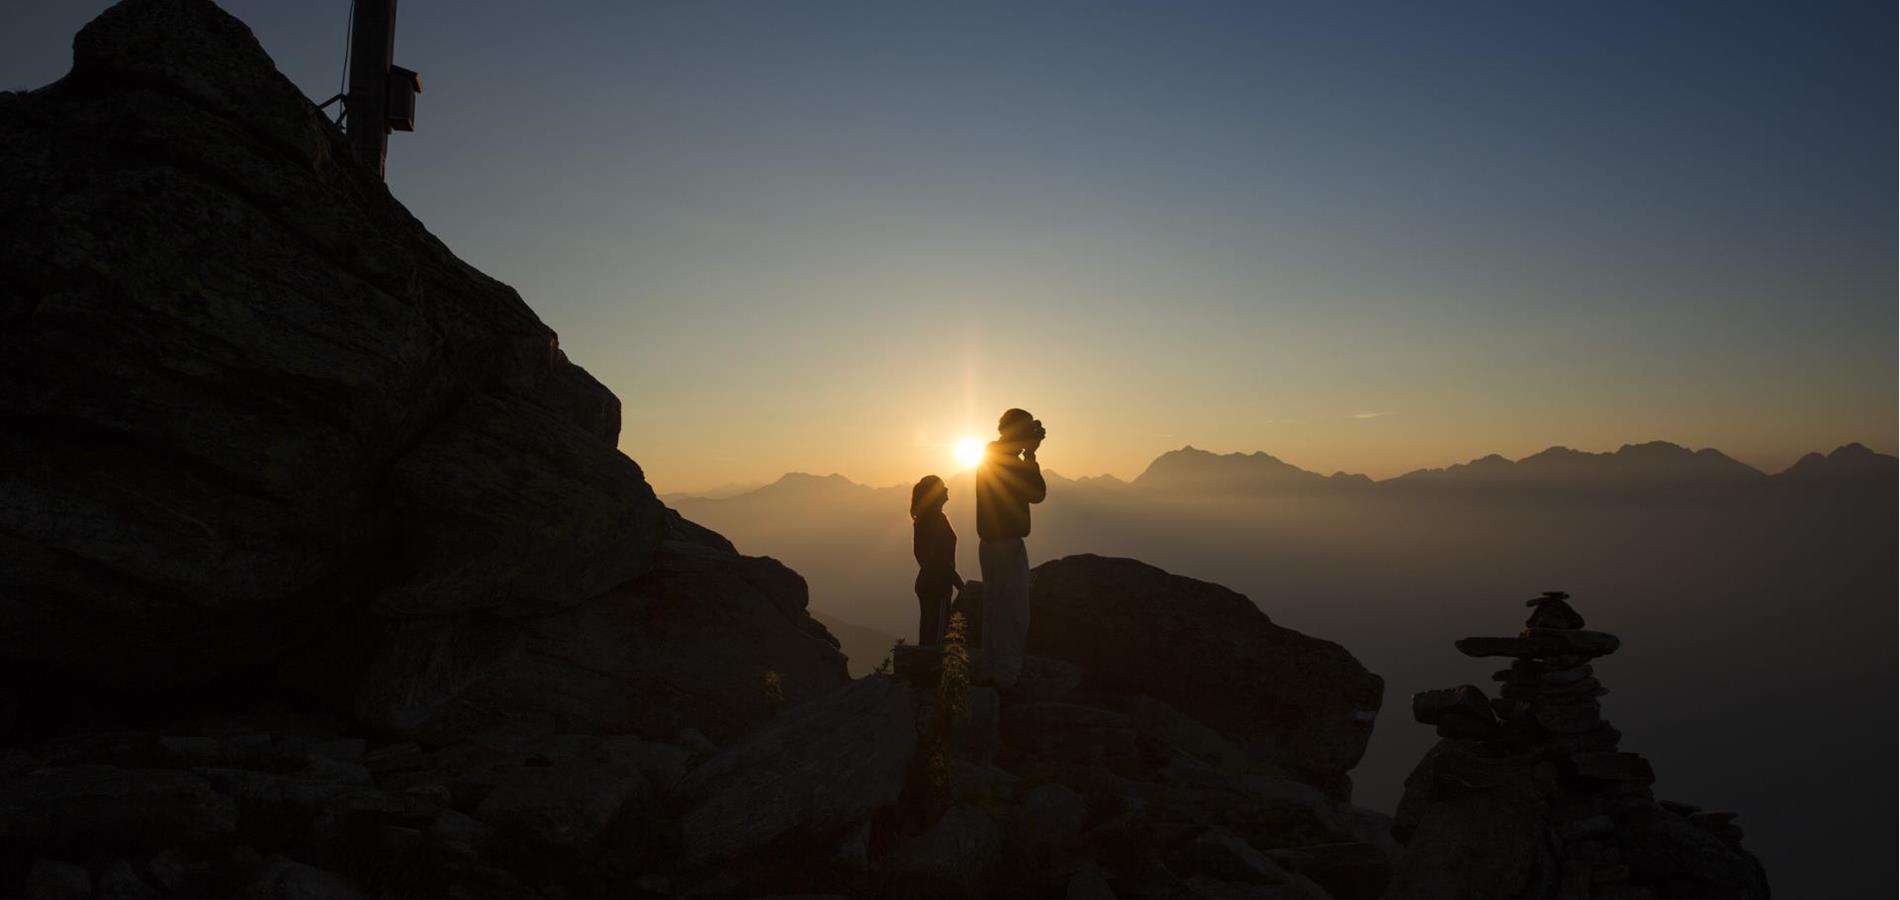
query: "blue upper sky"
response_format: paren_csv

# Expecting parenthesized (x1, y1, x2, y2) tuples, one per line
(5, 1, 1893, 489)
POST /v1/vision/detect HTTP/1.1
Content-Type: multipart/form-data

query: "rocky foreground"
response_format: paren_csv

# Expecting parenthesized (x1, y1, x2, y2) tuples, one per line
(0, 2, 1768, 899)
(0, 554, 1394, 900)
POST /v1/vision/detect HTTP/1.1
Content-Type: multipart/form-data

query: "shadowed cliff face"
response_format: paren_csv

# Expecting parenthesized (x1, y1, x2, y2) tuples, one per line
(0, 0, 845, 743)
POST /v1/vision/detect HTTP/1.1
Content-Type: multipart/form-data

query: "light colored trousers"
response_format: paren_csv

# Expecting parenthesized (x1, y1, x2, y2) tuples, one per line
(978, 537, 1031, 686)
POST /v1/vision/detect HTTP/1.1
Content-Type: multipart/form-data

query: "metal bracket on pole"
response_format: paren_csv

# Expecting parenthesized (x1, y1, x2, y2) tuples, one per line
(344, 0, 400, 179)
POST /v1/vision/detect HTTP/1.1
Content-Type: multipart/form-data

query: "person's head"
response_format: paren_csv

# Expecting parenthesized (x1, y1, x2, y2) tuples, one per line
(998, 408, 1037, 440)
(910, 475, 948, 519)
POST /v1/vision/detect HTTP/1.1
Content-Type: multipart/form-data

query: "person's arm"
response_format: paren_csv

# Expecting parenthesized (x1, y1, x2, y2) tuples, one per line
(944, 523, 964, 588)
(1017, 452, 1048, 504)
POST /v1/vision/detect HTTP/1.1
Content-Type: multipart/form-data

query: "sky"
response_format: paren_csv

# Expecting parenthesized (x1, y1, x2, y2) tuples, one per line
(6, 1, 1894, 491)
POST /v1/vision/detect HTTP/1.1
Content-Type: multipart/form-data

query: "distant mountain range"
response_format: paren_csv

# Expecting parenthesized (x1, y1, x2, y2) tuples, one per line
(666, 441, 1894, 502)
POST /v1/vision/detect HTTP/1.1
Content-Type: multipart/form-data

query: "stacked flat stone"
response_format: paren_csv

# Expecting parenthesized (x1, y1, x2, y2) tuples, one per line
(1408, 594, 1673, 898)
(1474, 592, 1621, 751)
(1399, 595, 1765, 900)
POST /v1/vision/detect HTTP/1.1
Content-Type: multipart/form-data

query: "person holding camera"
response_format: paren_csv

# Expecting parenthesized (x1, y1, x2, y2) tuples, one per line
(974, 408, 1047, 687)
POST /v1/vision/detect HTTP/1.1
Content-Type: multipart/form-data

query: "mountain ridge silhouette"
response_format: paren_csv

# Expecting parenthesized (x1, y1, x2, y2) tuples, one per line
(662, 440, 1894, 500)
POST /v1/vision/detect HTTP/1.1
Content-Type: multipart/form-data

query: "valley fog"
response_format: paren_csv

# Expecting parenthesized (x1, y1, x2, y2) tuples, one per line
(672, 467, 1895, 897)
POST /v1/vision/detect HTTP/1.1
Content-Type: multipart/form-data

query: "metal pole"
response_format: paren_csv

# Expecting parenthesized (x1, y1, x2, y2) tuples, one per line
(344, 0, 398, 178)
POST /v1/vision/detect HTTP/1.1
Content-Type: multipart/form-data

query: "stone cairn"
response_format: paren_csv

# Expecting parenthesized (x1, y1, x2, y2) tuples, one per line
(1411, 592, 1750, 898)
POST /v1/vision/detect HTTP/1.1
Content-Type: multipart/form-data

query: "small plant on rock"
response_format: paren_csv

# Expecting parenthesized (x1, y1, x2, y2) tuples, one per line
(762, 668, 785, 715)
(873, 637, 906, 676)
(901, 613, 972, 828)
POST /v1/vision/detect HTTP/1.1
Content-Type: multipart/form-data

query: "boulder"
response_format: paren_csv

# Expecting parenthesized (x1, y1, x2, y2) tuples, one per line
(368, 391, 665, 620)
(94, 860, 161, 900)
(473, 736, 648, 853)
(1188, 826, 1290, 883)
(948, 761, 1019, 806)
(1121, 695, 1253, 774)
(954, 687, 1002, 764)
(672, 676, 915, 867)
(1001, 702, 1144, 771)
(1066, 862, 1119, 900)
(0, 765, 237, 850)
(874, 806, 1004, 900)
(1013, 656, 1085, 703)
(23, 860, 90, 900)
(1012, 783, 1091, 875)
(1025, 556, 1382, 794)
(241, 855, 371, 900)
(1264, 842, 1394, 900)
(0, 0, 841, 753)
(1383, 747, 1548, 900)
(1616, 811, 1769, 900)
(1171, 874, 1332, 899)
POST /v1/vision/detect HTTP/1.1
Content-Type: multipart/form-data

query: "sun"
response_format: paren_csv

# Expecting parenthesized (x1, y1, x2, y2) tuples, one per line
(953, 436, 985, 469)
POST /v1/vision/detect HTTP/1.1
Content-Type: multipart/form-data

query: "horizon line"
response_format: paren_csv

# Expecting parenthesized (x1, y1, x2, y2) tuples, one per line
(652, 438, 1891, 498)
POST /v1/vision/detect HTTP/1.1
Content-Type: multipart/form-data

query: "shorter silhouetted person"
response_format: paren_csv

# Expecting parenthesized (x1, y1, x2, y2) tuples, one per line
(910, 475, 963, 646)
(975, 408, 1046, 686)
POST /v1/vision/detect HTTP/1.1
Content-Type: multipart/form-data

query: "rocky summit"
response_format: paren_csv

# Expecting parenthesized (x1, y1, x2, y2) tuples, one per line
(0, 0, 848, 743)
(1387, 596, 1769, 900)
(0, 3, 1405, 898)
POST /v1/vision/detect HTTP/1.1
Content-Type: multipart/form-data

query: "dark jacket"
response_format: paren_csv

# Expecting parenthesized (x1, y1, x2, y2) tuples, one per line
(913, 511, 959, 591)
(975, 444, 1046, 541)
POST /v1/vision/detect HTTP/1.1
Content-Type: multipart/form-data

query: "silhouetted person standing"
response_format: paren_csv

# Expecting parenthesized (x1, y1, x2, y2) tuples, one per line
(975, 408, 1046, 686)
(910, 475, 962, 646)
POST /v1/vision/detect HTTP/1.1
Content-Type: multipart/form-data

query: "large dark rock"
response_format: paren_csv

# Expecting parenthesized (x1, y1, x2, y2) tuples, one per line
(872, 805, 1005, 900)
(0, 0, 843, 744)
(471, 736, 648, 854)
(1025, 555, 1383, 794)
(1616, 810, 1770, 900)
(671, 675, 915, 867)
(0, 766, 238, 851)
(1384, 743, 1549, 900)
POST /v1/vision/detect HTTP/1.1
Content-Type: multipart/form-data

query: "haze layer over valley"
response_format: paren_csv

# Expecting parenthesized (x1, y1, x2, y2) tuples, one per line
(669, 440, 1897, 895)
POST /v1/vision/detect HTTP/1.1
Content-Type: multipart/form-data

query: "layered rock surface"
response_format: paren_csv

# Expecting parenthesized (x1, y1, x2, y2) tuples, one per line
(0, 0, 845, 747)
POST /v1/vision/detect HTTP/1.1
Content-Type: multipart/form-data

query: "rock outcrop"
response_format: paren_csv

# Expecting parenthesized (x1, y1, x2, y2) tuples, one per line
(1027, 555, 1384, 796)
(1387, 594, 1770, 900)
(848, 556, 1398, 900)
(0, 0, 845, 747)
